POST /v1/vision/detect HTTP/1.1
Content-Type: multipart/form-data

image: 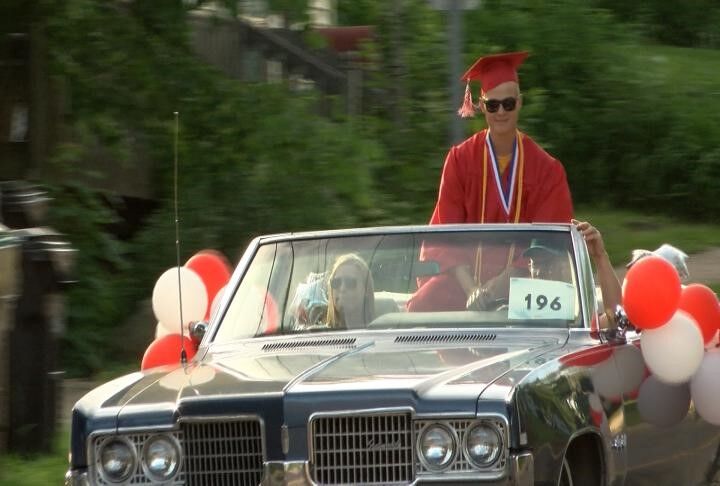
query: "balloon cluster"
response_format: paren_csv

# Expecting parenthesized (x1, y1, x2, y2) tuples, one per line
(141, 250, 232, 371)
(622, 255, 720, 424)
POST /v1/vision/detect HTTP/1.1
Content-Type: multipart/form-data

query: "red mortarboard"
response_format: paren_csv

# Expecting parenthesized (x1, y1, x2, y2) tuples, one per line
(458, 51, 529, 118)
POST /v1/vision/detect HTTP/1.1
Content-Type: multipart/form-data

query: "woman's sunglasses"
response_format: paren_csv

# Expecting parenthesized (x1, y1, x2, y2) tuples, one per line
(481, 96, 518, 113)
(331, 276, 358, 290)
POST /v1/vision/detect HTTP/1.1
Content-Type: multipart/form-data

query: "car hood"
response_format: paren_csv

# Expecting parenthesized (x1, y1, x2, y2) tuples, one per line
(100, 333, 563, 415)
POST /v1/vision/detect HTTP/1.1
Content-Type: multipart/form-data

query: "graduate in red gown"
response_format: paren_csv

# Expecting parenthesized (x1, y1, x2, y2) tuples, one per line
(408, 51, 574, 312)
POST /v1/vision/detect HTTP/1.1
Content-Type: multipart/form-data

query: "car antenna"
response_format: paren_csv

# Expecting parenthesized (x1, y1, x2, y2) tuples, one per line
(173, 111, 188, 366)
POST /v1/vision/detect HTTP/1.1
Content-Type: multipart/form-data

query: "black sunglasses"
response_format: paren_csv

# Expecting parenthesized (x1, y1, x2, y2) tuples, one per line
(481, 96, 518, 113)
(331, 276, 358, 290)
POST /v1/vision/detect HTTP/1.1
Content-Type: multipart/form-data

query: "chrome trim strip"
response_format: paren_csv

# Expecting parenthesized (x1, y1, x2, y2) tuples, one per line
(64, 469, 89, 486)
(257, 223, 571, 245)
(511, 451, 534, 486)
(257, 453, 533, 485)
(261, 461, 313, 485)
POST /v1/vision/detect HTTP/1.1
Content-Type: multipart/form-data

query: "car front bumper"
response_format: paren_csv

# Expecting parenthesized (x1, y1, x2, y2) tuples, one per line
(66, 452, 533, 486)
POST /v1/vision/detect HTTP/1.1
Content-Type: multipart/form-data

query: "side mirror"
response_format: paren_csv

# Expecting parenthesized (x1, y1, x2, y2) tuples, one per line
(189, 320, 208, 344)
(600, 306, 635, 345)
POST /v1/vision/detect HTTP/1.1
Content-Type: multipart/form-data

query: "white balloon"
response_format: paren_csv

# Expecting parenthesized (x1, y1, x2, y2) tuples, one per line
(637, 375, 690, 427)
(640, 310, 704, 384)
(615, 345, 646, 394)
(155, 321, 171, 339)
(152, 267, 208, 331)
(591, 345, 646, 400)
(156, 319, 193, 339)
(591, 359, 622, 400)
(690, 348, 720, 425)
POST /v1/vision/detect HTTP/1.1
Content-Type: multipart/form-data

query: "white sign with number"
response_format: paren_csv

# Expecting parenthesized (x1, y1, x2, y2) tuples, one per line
(507, 278, 575, 321)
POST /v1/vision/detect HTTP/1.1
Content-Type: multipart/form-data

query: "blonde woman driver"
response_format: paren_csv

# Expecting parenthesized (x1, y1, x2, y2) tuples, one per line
(326, 254, 375, 329)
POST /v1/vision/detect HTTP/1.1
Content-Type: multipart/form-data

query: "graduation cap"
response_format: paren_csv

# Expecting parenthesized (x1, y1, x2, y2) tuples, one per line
(458, 51, 529, 118)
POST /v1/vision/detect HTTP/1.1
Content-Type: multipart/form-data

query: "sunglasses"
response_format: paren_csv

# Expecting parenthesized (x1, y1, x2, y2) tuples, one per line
(330, 276, 358, 290)
(481, 96, 518, 113)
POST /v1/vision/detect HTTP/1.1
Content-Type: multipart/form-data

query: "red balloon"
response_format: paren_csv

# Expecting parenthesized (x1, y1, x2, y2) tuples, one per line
(622, 256, 681, 329)
(678, 284, 720, 344)
(141, 334, 197, 370)
(185, 250, 232, 319)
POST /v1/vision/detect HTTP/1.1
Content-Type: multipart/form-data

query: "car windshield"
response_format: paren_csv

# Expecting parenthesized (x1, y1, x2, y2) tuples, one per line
(212, 228, 583, 343)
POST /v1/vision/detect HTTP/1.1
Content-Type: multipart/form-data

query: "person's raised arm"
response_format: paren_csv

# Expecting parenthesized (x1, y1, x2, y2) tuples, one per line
(573, 219, 622, 328)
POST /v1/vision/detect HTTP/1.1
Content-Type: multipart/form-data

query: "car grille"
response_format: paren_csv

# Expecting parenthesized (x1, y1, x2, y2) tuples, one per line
(182, 419, 264, 485)
(310, 413, 414, 485)
(91, 419, 264, 485)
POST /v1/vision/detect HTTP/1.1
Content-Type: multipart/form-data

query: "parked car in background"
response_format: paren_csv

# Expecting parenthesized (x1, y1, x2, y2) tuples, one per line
(65, 224, 720, 485)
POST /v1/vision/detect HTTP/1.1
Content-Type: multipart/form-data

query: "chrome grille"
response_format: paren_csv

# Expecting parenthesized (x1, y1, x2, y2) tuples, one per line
(90, 418, 264, 486)
(183, 419, 264, 485)
(311, 413, 414, 485)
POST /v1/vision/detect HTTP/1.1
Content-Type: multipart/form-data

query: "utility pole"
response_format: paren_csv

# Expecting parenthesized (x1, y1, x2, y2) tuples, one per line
(448, 0, 462, 145)
(428, 0, 480, 145)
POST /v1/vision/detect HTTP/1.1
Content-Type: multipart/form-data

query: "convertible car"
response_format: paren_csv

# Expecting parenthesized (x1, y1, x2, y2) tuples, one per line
(65, 224, 720, 485)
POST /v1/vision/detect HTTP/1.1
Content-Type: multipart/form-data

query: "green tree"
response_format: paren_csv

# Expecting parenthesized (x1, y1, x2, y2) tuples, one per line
(41, 0, 387, 374)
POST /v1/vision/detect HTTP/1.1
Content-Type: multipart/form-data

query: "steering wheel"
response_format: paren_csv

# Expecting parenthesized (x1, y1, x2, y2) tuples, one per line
(466, 287, 508, 312)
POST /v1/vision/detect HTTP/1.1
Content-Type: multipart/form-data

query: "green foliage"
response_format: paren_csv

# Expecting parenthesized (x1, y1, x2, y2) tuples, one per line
(45, 181, 133, 376)
(33, 0, 720, 375)
(41, 0, 387, 374)
(338, 0, 451, 220)
(461, 0, 720, 218)
(337, 0, 381, 25)
(575, 205, 720, 265)
(0, 427, 69, 485)
(593, 0, 720, 48)
(267, 0, 309, 25)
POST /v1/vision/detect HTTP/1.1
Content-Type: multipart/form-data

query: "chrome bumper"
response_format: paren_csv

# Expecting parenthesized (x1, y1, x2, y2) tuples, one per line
(66, 452, 533, 485)
(64, 469, 89, 486)
(260, 451, 533, 485)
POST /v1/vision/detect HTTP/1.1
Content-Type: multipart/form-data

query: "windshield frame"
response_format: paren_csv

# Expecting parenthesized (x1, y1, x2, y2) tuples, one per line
(205, 224, 596, 346)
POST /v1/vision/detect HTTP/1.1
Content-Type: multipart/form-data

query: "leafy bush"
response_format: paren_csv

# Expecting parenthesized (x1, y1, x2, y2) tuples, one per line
(43, 0, 388, 374)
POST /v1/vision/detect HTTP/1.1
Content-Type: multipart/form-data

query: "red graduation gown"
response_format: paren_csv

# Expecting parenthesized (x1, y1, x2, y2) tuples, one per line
(430, 129, 573, 225)
(408, 129, 574, 311)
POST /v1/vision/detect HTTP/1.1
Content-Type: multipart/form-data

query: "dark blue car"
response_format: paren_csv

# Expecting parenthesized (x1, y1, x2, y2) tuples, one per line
(65, 224, 720, 485)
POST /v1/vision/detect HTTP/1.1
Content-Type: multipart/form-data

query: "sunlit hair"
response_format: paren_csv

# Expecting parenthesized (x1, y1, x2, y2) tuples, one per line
(326, 253, 375, 329)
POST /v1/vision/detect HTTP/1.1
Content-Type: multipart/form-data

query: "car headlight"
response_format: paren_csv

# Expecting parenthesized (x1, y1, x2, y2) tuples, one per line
(97, 436, 136, 483)
(464, 423, 502, 467)
(418, 424, 456, 470)
(141, 434, 182, 482)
